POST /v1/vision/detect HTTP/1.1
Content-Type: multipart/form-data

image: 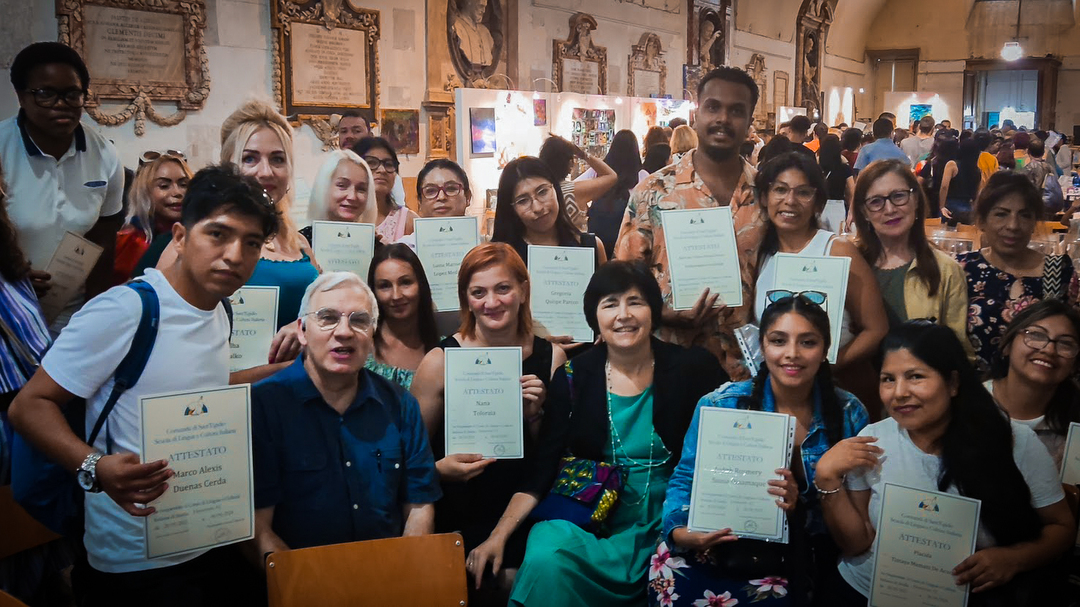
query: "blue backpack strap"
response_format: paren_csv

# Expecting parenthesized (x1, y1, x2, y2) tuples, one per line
(86, 281, 159, 448)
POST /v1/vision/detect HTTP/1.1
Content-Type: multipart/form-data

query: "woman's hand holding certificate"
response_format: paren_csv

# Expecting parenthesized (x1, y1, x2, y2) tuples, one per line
(443, 347, 525, 459)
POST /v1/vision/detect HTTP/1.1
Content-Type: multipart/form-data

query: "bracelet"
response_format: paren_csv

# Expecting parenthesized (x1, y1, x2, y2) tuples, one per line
(813, 477, 845, 495)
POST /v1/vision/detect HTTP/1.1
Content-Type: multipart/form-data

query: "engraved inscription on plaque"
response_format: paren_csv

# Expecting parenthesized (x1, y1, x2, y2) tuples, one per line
(290, 22, 368, 107)
(83, 5, 185, 84)
(564, 59, 600, 95)
(633, 70, 661, 98)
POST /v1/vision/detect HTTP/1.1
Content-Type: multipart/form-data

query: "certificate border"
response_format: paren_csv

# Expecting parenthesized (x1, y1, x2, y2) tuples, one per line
(228, 286, 280, 373)
(310, 220, 377, 279)
(443, 346, 525, 460)
(1061, 421, 1080, 483)
(414, 216, 480, 312)
(526, 244, 596, 344)
(658, 207, 743, 311)
(868, 482, 981, 607)
(687, 406, 795, 542)
(770, 253, 850, 364)
(40, 231, 106, 322)
(140, 384, 255, 560)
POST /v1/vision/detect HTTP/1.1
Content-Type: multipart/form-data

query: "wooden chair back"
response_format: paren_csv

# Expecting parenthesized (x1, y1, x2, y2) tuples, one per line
(0, 486, 60, 560)
(266, 533, 468, 607)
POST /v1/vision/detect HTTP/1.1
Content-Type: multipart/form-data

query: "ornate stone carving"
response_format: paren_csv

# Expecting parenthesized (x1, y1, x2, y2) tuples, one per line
(745, 53, 767, 129)
(423, 100, 455, 161)
(627, 33, 666, 98)
(552, 13, 607, 95)
(687, 1, 729, 70)
(447, 0, 505, 85)
(794, 0, 834, 117)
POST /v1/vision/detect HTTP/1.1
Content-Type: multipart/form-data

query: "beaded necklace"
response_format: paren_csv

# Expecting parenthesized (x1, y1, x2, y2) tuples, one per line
(605, 360, 672, 506)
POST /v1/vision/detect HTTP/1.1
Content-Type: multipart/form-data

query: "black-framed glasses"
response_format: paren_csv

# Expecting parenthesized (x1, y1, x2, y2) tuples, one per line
(362, 156, 398, 173)
(421, 182, 465, 200)
(24, 88, 86, 109)
(1021, 328, 1080, 358)
(865, 188, 914, 212)
(767, 289, 827, 308)
(768, 184, 817, 203)
(306, 308, 374, 332)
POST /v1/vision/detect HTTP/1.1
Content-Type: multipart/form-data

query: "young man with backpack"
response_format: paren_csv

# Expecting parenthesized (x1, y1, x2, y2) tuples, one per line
(8, 164, 279, 605)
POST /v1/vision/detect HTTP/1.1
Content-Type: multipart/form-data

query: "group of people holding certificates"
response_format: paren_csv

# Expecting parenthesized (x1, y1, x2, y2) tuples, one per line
(2, 42, 1079, 607)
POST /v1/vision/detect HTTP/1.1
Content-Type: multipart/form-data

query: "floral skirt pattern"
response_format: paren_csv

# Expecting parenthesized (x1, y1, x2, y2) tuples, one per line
(647, 542, 790, 607)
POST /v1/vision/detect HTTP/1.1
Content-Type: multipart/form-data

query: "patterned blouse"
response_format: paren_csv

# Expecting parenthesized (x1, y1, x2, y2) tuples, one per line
(364, 355, 416, 391)
(958, 250, 1079, 374)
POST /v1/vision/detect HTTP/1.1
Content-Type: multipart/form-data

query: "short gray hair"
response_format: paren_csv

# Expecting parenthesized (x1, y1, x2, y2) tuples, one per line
(297, 271, 378, 329)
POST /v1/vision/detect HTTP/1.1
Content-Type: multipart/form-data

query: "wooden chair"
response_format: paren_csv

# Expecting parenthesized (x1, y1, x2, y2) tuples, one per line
(0, 486, 60, 560)
(266, 533, 468, 607)
(0, 589, 30, 607)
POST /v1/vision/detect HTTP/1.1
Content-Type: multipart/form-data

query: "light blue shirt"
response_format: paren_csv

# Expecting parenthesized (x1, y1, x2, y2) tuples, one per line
(854, 138, 910, 171)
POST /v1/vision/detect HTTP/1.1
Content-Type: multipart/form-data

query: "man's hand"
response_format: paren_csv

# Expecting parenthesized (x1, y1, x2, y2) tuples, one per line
(94, 453, 173, 516)
(28, 270, 52, 297)
(268, 323, 302, 363)
(662, 288, 723, 329)
(436, 453, 496, 482)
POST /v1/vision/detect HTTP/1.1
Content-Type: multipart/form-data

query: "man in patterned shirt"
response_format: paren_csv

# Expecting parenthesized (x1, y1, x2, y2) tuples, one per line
(615, 66, 763, 380)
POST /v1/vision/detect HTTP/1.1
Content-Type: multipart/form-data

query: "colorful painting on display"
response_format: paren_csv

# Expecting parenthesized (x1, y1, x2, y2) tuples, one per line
(534, 99, 547, 126)
(470, 107, 497, 155)
(909, 104, 933, 125)
(380, 109, 421, 154)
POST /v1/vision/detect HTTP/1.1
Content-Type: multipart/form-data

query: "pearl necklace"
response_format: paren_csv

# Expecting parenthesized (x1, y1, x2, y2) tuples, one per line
(605, 360, 672, 506)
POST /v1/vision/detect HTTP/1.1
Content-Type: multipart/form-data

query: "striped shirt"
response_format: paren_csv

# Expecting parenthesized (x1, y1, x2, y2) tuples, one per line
(0, 277, 51, 392)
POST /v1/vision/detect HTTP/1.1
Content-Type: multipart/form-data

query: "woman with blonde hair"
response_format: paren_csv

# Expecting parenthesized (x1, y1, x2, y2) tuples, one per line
(668, 124, 698, 163)
(116, 153, 193, 284)
(299, 149, 378, 243)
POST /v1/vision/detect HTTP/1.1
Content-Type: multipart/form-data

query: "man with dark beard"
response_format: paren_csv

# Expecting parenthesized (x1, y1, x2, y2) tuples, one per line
(614, 67, 762, 380)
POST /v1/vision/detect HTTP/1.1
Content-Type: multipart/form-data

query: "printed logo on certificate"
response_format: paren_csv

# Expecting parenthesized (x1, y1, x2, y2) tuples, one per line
(311, 221, 376, 278)
(659, 207, 742, 310)
(688, 407, 796, 542)
(140, 385, 254, 559)
(769, 254, 850, 363)
(443, 347, 524, 459)
(415, 216, 480, 312)
(527, 245, 595, 343)
(869, 483, 981, 607)
(227, 286, 279, 372)
(38, 231, 104, 324)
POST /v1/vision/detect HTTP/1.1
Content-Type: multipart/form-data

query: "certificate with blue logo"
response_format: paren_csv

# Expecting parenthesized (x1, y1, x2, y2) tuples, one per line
(1060, 422, 1080, 546)
(660, 207, 743, 310)
(227, 286, 279, 372)
(415, 216, 480, 311)
(39, 231, 104, 324)
(311, 221, 376, 279)
(688, 407, 796, 542)
(444, 347, 524, 459)
(770, 254, 851, 363)
(527, 245, 595, 343)
(140, 385, 254, 559)
(870, 484, 981, 607)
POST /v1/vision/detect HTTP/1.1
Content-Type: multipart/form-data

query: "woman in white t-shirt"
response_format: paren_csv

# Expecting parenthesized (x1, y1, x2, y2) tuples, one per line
(986, 299, 1080, 471)
(814, 321, 1075, 604)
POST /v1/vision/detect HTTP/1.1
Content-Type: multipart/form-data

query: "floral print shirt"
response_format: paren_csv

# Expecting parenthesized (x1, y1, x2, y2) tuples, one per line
(958, 250, 1079, 375)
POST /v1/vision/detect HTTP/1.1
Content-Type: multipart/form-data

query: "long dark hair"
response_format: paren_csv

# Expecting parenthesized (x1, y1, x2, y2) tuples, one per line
(605, 129, 643, 192)
(493, 156, 581, 260)
(992, 299, 1080, 435)
(852, 160, 942, 296)
(0, 162, 30, 282)
(953, 139, 982, 195)
(817, 134, 845, 176)
(642, 143, 672, 174)
(366, 243, 440, 355)
(881, 322, 1043, 546)
(538, 136, 576, 183)
(754, 152, 828, 272)
(740, 296, 845, 446)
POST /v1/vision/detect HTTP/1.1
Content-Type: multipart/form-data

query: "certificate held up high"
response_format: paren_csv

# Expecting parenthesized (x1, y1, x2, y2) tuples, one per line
(659, 207, 742, 310)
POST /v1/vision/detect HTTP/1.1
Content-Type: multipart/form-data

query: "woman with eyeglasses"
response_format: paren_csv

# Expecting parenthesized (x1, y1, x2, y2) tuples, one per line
(117, 152, 192, 285)
(986, 299, 1080, 470)
(959, 172, 1079, 375)
(396, 159, 474, 252)
(849, 160, 972, 358)
(752, 152, 888, 412)
(298, 149, 378, 245)
(818, 321, 1075, 604)
(652, 295, 867, 607)
(352, 136, 418, 244)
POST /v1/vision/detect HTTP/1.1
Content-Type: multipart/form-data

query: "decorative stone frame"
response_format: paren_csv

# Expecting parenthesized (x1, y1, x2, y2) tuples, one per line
(270, 0, 381, 149)
(552, 12, 607, 95)
(794, 0, 834, 116)
(627, 33, 666, 98)
(56, 0, 210, 135)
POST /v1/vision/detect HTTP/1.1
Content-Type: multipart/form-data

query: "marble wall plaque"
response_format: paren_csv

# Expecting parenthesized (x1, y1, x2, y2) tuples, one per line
(83, 5, 185, 85)
(290, 22, 368, 107)
(633, 69, 662, 98)
(564, 59, 600, 94)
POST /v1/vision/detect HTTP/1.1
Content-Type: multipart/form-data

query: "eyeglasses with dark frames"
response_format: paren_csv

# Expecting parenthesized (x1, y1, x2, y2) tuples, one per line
(24, 88, 86, 109)
(865, 188, 915, 212)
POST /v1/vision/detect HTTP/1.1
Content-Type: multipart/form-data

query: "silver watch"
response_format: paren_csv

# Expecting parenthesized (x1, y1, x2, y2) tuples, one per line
(77, 452, 104, 493)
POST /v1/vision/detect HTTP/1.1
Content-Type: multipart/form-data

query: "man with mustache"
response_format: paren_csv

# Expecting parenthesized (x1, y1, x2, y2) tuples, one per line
(614, 66, 763, 380)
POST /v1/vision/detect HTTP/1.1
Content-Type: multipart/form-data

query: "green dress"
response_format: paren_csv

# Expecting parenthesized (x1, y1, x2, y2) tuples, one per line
(364, 355, 416, 391)
(510, 387, 674, 606)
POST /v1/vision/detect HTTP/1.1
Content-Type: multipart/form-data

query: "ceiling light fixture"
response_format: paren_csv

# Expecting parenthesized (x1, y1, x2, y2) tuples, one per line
(1001, 0, 1023, 61)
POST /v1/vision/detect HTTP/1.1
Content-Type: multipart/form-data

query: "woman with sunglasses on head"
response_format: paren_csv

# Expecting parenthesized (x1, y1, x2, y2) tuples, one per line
(352, 136, 417, 244)
(959, 172, 1079, 375)
(653, 295, 868, 607)
(986, 299, 1080, 470)
(817, 321, 1075, 604)
(299, 149, 378, 245)
(118, 152, 192, 284)
(849, 160, 972, 359)
(753, 152, 888, 412)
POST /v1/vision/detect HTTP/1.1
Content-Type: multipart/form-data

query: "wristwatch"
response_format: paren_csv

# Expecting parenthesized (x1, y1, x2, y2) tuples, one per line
(77, 452, 105, 493)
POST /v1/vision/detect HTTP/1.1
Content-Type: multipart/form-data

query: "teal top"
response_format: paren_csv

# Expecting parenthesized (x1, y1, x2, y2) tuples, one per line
(364, 356, 416, 391)
(247, 254, 320, 328)
(873, 261, 911, 326)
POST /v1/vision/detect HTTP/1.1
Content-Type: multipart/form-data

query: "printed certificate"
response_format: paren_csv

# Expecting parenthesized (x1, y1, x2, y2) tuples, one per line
(527, 245, 595, 343)
(869, 483, 981, 607)
(226, 287, 279, 372)
(38, 231, 104, 324)
(140, 385, 254, 559)
(1060, 422, 1080, 546)
(770, 254, 851, 363)
(444, 347, 524, 459)
(688, 407, 796, 542)
(311, 221, 376, 278)
(659, 207, 742, 310)
(415, 216, 480, 311)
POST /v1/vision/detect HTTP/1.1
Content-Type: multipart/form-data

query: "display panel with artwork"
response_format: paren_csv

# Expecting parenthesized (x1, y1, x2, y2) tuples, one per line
(381, 109, 421, 154)
(909, 104, 933, 125)
(470, 107, 497, 155)
(570, 108, 615, 176)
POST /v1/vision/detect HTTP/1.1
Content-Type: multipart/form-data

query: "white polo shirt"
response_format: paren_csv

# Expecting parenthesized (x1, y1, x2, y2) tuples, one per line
(0, 111, 124, 327)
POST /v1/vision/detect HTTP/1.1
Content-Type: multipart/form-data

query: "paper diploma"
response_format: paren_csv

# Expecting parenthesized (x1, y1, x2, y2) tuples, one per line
(1060, 422, 1080, 546)
(688, 407, 795, 541)
(527, 245, 595, 343)
(659, 207, 743, 310)
(415, 216, 480, 311)
(769, 254, 851, 363)
(444, 347, 524, 459)
(38, 231, 104, 324)
(141, 385, 254, 559)
(227, 287, 279, 372)
(869, 483, 981, 607)
(311, 221, 376, 278)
